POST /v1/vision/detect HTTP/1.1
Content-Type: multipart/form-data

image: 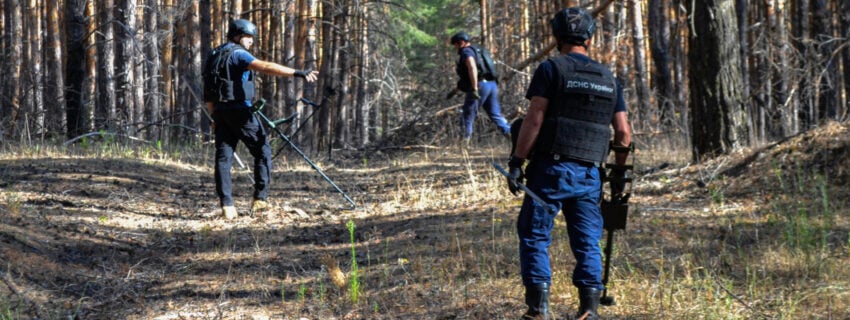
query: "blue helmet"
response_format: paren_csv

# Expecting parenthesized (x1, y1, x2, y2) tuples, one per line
(450, 31, 471, 44)
(551, 7, 596, 45)
(227, 19, 257, 39)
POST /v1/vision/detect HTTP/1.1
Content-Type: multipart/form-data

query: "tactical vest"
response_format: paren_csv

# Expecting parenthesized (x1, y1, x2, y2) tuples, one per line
(203, 43, 256, 103)
(535, 55, 618, 165)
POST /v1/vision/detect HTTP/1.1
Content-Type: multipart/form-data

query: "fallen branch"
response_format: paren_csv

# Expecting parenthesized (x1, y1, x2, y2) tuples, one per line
(63, 131, 149, 146)
(1, 269, 45, 319)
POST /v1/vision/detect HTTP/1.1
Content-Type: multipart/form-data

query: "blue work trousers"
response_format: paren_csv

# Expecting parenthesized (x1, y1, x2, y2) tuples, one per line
(460, 80, 511, 138)
(214, 108, 272, 206)
(517, 157, 604, 290)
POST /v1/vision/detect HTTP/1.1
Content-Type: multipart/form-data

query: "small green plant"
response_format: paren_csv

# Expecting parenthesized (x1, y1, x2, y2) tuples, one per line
(298, 283, 307, 303)
(4, 192, 22, 216)
(0, 300, 18, 320)
(347, 220, 360, 303)
(709, 186, 725, 206)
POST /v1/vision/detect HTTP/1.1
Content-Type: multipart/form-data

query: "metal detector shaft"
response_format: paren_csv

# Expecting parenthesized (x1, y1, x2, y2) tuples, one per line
(273, 97, 322, 159)
(600, 229, 616, 305)
(492, 162, 557, 214)
(255, 109, 356, 208)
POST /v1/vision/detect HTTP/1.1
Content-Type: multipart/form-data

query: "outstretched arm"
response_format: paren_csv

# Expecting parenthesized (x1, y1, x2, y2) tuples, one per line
(248, 60, 319, 82)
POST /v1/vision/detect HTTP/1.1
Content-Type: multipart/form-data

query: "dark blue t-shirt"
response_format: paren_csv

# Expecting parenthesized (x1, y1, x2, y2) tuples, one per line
(215, 44, 256, 110)
(525, 53, 626, 113)
(455, 46, 480, 92)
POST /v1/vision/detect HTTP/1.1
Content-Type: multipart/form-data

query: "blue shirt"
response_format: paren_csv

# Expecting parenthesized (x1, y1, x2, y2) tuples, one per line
(455, 46, 480, 92)
(525, 53, 626, 113)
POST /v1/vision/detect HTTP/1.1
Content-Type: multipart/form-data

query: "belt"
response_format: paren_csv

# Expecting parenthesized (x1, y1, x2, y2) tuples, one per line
(549, 153, 599, 167)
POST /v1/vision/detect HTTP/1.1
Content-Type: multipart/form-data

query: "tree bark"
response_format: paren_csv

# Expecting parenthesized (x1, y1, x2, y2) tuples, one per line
(4, 0, 22, 138)
(317, 0, 335, 152)
(27, 0, 44, 137)
(160, 0, 174, 139)
(333, 0, 351, 149)
(133, 0, 145, 135)
(144, 0, 162, 140)
(355, 0, 370, 147)
(687, 0, 749, 160)
(200, 0, 212, 133)
(46, 0, 66, 136)
(97, 0, 117, 130)
(84, 0, 97, 133)
(811, 0, 837, 120)
(648, 0, 674, 128)
(736, 0, 755, 143)
(842, 0, 850, 120)
(479, 0, 489, 48)
(64, 0, 86, 138)
(116, 0, 137, 134)
(629, 0, 650, 129)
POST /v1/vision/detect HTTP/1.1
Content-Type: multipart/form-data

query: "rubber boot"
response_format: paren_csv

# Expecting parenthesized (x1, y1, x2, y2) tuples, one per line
(576, 287, 601, 320)
(520, 283, 549, 320)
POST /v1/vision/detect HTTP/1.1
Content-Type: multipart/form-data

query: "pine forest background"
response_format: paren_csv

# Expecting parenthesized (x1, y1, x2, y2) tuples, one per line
(1, 0, 849, 159)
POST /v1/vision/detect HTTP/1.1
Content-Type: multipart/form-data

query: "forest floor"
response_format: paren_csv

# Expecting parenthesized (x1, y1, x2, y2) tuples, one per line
(2, 121, 850, 319)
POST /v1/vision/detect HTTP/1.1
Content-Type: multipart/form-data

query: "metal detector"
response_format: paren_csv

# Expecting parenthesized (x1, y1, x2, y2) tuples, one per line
(272, 97, 324, 159)
(599, 142, 635, 306)
(252, 98, 356, 208)
(492, 162, 558, 215)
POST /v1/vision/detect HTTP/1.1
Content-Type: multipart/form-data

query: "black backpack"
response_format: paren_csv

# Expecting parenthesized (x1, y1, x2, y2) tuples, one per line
(203, 44, 241, 102)
(470, 45, 499, 83)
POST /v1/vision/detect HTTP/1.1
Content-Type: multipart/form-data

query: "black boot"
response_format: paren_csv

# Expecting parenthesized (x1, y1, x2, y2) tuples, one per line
(521, 283, 550, 320)
(576, 287, 601, 320)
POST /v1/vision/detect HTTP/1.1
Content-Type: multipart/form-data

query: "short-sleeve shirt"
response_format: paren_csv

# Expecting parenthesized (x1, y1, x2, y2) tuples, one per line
(215, 44, 257, 110)
(455, 46, 479, 92)
(525, 53, 626, 113)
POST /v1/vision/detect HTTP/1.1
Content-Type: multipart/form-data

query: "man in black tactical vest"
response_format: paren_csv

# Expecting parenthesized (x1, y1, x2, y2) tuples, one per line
(505, 7, 632, 320)
(204, 19, 318, 220)
(448, 31, 511, 144)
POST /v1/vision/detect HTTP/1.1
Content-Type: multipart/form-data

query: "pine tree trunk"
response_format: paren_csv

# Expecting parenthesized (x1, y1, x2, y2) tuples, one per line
(648, 0, 675, 128)
(629, 0, 650, 129)
(200, 0, 211, 133)
(133, 3, 145, 136)
(774, 0, 795, 136)
(5, 0, 22, 138)
(27, 0, 44, 138)
(116, 0, 136, 134)
(842, 0, 850, 119)
(64, 0, 86, 138)
(687, 0, 749, 160)
(144, 0, 162, 140)
(84, 0, 96, 133)
(47, 0, 66, 136)
(160, 0, 174, 139)
(333, 0, 351, 149)
(97, 0, 117, 130)
(811, 0, 837, 120)
(317, 0, 334, 152)
(355, 0, 370, 147)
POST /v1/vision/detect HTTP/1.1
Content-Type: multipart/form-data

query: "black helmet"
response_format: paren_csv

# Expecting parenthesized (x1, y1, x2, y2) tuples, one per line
(450, 31, 471, 44)
(551, 7, 596, 44)
(227, 19, 257, 40)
